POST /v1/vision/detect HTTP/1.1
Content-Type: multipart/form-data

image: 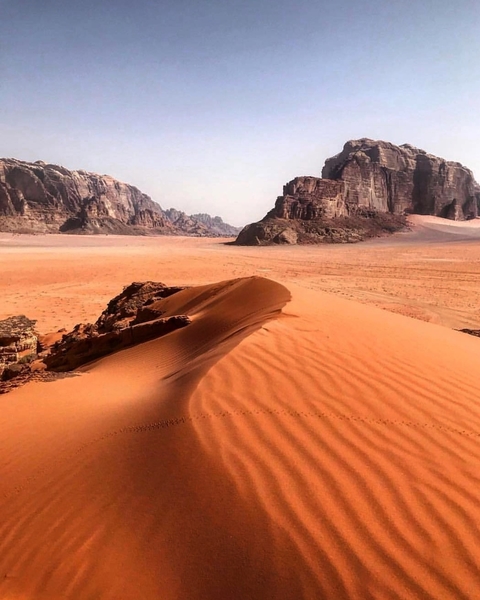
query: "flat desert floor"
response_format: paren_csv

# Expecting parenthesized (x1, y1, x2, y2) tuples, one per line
(1, 216, 480, 599)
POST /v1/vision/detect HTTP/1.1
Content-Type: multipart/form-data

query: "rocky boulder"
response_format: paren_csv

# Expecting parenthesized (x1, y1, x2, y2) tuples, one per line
(235, 139, 480, 245)
(2, 363, 24, 381)
(95, 281, 185, 332)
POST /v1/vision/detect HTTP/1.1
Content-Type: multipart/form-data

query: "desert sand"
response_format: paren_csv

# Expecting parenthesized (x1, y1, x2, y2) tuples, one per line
(1, 217, 480, 599)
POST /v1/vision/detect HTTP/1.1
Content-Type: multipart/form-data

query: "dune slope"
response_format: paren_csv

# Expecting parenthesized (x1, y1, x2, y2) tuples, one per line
(191, 285, 480, 598)
(0, 277, 289, 600)
(1, 277, 480, 599)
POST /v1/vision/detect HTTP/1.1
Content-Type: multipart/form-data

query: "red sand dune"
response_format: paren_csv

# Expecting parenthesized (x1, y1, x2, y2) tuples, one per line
(1, 271, 480, 599)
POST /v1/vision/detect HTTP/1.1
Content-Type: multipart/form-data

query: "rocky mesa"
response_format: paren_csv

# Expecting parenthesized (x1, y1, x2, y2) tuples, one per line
(0, 158, 239, 236)
(236, 139, 480, 245)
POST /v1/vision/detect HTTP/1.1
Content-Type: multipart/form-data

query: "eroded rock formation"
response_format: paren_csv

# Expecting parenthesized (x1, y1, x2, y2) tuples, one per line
(236, 139, 480, 245)
(0, 283, 194, 392)
(45, 282, 190, 371)
(164, 209, 213, 237)
(0, 159, 175, 234)
(0, 158, 239, 236)
(322, 140, 480, 219)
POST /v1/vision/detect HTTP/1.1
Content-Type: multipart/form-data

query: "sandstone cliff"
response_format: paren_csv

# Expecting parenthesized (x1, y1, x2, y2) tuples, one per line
(236, 139, 480, 245)
(0, 158, 238, 236)
(322, 139, 480, 219)
(0, 158, 175, 234)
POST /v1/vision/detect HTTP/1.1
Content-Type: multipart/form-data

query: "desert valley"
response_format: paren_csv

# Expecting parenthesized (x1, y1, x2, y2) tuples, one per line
(3, 0, 479, 596)
(2, 136, 480, 599)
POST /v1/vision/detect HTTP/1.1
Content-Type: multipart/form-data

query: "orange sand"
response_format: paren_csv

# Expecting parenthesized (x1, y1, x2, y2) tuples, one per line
(1, 217, 480, 599)
(2, 216, 480, 332)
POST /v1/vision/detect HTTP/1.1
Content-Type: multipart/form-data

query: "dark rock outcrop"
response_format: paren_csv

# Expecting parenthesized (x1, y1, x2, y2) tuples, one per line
(459, 329, 480, 338)
(95, 281, 185, 332)
(273, 228, 298, 245)
(0, 158, 239, 237)
(45, 316, 190, 372)
(45, 282, 190, 371)
(235, 139, 480, 245)
(2, 363, 24, 381)
(236, 211, 406, 245)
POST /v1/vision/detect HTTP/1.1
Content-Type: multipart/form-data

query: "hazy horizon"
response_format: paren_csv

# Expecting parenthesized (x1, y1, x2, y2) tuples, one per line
(2, 0, 479, 226)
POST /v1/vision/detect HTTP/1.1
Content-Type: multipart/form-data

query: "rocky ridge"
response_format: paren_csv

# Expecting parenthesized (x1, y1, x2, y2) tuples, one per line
(0, 158, 238, 237)
(236, 139, 480, 245)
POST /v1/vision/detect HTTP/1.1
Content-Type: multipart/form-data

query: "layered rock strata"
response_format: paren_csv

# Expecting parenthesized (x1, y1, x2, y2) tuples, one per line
(236, 139, 480, 245)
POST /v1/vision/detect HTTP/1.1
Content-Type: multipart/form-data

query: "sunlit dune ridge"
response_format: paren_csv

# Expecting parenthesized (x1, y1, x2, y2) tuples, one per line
(1, 275, 480, 599)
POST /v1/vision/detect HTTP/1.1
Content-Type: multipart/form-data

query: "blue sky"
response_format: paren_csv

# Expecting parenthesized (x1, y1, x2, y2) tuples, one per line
(1, 0, 479, 225)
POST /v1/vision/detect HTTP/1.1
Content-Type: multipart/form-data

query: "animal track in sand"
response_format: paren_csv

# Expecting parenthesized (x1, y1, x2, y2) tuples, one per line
(8, 410, 480, 498)
(6, 406, 478, 500)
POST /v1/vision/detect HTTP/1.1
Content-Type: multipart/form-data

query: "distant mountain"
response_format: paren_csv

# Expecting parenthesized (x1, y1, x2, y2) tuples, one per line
(191, 213, 241, 236)
(0, 158, 238, 237)
(164, 209, 241, 237)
